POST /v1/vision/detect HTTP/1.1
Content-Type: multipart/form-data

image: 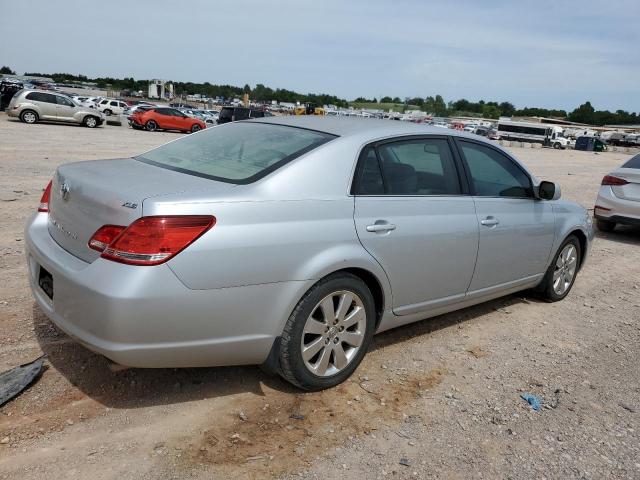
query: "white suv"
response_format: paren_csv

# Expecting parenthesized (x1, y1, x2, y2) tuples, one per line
(97, 99, 129, 116)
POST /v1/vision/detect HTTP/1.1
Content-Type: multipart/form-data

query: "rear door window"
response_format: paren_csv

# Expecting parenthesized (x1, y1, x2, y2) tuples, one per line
(376, 138, 461, 195)
(26, 92, 57, 103)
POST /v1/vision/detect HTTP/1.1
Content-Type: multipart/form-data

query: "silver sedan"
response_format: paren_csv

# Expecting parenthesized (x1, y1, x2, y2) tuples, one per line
(25, 117, 594, 390)
(594, 154, 640, 231)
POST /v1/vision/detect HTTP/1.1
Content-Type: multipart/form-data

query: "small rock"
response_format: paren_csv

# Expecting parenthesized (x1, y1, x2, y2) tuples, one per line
(66, 419, 74, 426)
(238, 411, 248, 421)
(0, 437, 9, 444)
(399, 458, 411, 467)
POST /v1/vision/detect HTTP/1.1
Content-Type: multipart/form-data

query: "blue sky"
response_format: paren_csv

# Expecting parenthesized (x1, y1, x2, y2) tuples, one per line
(2, 0, 638, 111)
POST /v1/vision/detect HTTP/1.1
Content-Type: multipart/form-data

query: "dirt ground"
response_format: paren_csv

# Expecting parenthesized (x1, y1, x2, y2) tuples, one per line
(0, 114, 638, 480)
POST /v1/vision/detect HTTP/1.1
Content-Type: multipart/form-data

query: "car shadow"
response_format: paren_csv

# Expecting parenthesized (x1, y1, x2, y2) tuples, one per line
(32, 294, 539, 409)
(594, 225, 640, 246)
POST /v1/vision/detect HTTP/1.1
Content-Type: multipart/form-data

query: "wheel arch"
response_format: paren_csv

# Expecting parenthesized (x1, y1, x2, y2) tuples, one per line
(567, 228, 588, 270)
(332, 267, 386, 329)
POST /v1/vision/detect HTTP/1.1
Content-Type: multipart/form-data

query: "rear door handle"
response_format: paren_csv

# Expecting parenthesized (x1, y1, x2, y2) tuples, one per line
(480, 216, 500, 227)
(366, 223, 397, 233)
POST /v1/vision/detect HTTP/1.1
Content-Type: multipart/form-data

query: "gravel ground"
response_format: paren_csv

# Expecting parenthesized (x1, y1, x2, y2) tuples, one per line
(0, 114, 638, 480)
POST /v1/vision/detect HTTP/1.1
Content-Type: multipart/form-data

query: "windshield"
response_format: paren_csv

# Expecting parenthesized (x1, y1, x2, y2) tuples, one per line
(136, 122, 336, 184)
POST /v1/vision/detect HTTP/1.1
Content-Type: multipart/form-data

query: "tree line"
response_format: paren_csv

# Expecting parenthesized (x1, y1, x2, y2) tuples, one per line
(3, 67, 637, 126)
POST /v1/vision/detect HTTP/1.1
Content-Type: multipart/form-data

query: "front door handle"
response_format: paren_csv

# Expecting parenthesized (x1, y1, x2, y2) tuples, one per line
(366, 222, 397, 233)
(480, 216, 500, 227)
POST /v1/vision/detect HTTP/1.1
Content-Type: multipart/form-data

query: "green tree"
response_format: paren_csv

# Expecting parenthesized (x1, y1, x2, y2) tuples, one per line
(380, 96, 392, 103)
(482, 104, 501, 119)
(433, 95, 447, 116)
(0, 66, 16, 75)
(568, 101, 595, 124)
(498, 101, 515, 116)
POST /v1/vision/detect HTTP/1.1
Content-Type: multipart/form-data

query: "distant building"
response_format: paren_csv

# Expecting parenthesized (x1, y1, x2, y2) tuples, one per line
(148, 79, 174, 99)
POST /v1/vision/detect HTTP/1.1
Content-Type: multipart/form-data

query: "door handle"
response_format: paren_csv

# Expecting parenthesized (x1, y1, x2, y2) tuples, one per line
(480, 216, 500, 227)
(366, 222, 397, 233)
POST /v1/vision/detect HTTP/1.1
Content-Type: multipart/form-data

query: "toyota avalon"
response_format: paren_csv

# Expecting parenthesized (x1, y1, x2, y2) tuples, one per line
(25, 117, 593, 390)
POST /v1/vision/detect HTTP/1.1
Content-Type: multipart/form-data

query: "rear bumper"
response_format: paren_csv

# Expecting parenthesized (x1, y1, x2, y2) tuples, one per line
(595, 186, 640, 223)
(25, 213, 309, 368)
(595, 214, 640, 226)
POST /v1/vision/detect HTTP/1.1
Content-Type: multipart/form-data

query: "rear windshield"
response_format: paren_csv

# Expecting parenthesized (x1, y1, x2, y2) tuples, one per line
(622, 154, 640, 169)
(136, 122, 337, 184)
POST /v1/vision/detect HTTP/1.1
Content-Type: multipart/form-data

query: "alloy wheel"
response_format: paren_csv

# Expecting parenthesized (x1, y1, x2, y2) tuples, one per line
(301, 290, 367, 377)
(23, 112, 36, 123)
(552, 244, 577, 295)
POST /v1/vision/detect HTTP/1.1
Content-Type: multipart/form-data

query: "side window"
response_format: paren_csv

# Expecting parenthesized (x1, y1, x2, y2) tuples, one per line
(458, 141, 533, 198)
(110, 101, 118, 106)
(353, 147, 384, 195)
(56, 96, 74, 107)
(41, 93, 57, 104)
(377, 138, 461, 195)
(155, 108, 170, 116)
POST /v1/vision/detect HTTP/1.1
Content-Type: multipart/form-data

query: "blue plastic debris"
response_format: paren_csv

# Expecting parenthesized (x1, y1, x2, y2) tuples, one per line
(520, 393, 541, 411)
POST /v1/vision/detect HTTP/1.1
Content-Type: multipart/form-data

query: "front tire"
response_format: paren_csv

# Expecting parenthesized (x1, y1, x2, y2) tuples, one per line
(103, 109, 112, 116)
(20, 110, 39, 124)
(191, 124, 202, 133)
(537, 235, 581, 302)
(596, 218, 616, 232)
(277, 273, 375, 390)
(83, 116, 99, 128)
(553, 142, 561, 149)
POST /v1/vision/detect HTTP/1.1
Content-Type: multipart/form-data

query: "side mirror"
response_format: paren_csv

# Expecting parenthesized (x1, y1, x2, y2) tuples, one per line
(538, 181, 560, 201)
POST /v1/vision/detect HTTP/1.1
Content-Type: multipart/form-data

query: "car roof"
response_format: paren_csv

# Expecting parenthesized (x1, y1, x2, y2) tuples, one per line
(248, 115, 480, 139)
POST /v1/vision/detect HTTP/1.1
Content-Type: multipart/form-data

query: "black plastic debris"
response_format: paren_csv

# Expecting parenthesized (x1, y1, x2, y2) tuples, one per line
(0, 357, 45, 407)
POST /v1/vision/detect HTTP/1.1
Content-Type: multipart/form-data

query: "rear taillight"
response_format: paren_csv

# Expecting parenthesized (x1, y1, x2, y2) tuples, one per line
(601, 175, 629, 186)
(100, 216, 215, 266)
(88, 225, 126, 252)
(38, 180, 52, 212)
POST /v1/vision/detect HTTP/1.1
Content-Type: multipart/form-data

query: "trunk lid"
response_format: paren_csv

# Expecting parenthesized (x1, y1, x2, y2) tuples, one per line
(611, 167, 640, 202)
(48, 158, 236, 262)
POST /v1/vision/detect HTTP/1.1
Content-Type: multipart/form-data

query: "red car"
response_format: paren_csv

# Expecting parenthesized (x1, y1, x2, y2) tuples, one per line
(128, 107, 206, 133)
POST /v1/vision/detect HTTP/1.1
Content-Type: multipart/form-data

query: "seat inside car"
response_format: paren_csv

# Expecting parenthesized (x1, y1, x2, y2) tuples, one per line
(384, 162, 417, 194)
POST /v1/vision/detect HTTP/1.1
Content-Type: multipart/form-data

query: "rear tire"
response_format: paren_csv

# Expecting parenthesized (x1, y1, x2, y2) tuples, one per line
(277, 273, 375, 391)
(145, 120, 158, 132)
(103, 109, 112, 116)
(20, 110, 38, 124)
(83, 116, 99, 128)
(537, 235, 581, 302)
(596, 218, 616, 232)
